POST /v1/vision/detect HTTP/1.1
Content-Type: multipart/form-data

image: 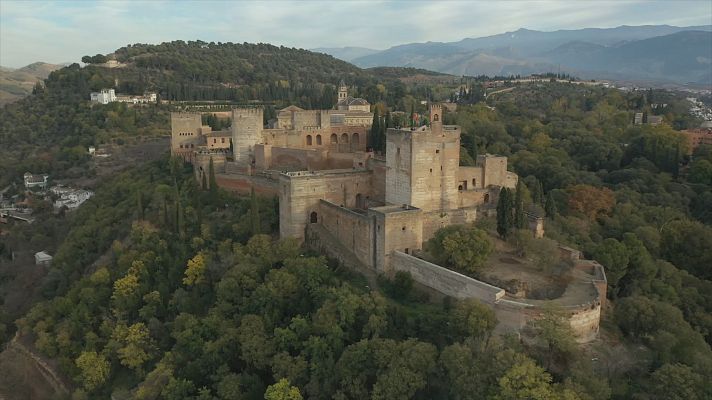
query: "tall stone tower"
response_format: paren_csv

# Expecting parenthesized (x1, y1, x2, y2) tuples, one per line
(170, 112, 202, 157)
(338, 80, 348, 103)
(231, 107, 264, 165)
(430, 103, 442, 133)
(385, 104, 460, 212)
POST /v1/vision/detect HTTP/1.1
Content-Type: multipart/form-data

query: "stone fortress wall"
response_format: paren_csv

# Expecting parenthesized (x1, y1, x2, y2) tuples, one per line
(171, 97, 606, 343)
(388, 247, 606, 343)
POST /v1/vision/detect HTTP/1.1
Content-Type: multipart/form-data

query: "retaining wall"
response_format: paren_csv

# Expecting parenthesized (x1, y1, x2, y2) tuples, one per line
(390, 251, 505, 303)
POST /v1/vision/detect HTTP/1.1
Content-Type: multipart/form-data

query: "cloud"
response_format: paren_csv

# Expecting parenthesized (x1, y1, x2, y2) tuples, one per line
(1, 0, 710, 67)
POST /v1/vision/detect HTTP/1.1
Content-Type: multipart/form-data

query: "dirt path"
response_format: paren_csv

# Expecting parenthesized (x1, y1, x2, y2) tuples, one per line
(0, 334, 70, 399)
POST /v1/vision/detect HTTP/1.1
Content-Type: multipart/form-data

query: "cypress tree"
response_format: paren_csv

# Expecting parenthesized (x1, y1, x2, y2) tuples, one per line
(176, 201, 185, 239)
(208, 157, 218, 202)
(537, 180, 545, 205)
(410, 103, 415, 128)
(250, 187, 260, 235)
(497, 188, 513, 238)
(514, 180, 525, 229)
(369, 109, 380, 151)
(136, 191, 144, 220)
(382, 111, 391, 152)
(545, 191, 557, 219)
(201, 171, 207, 191)
(163, 198, 169, 227)
(471, 138, 478, 160)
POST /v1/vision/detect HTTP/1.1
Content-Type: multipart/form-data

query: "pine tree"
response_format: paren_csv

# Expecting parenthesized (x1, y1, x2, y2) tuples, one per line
(545, 191, 557, 219)
(497, 188, 513, 238)
(514, 180, 525, 229)
(250, 187, 260, 235)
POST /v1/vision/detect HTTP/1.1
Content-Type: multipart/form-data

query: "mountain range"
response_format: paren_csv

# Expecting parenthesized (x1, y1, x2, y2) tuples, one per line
(0, 62, 68, 105)
(314, 25, 712, 86)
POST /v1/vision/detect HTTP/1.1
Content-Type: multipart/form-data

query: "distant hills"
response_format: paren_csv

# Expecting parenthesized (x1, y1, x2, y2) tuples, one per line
(311, 46, 380, 62)
(0, 62, 68, 105)
(320, 25, 712, 86)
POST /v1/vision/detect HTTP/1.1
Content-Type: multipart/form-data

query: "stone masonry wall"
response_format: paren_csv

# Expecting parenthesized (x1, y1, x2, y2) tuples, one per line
(390, 251, 505, 302)
(317, 200, 373, 268)
(279, 170, 373, 242)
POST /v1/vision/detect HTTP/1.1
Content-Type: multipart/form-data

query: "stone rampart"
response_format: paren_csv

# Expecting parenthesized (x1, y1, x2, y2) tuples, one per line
(390, 251, 505, 303)
(215, 173, 279, 196)
(317, 200, 373, 268)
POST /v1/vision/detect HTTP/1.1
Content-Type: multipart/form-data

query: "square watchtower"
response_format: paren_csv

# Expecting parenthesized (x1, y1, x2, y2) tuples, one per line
(385, 104, 461, 212)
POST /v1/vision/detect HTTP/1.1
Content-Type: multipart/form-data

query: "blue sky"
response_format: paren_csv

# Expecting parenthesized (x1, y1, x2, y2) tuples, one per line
(1, 0, 711, 68)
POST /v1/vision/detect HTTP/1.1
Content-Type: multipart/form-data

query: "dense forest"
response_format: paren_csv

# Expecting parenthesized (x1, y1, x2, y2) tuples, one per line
(1, 42, 711, 399)
(7, 158, 615, 400)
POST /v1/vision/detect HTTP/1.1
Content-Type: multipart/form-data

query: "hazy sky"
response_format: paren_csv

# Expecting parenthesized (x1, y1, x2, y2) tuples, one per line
(1, 0, 711, 68)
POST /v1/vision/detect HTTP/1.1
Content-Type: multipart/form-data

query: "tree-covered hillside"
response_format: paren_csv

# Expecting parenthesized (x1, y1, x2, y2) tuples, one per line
(6, 160, 597, 400)
(0, 41, 456, 188)
(2, 40, 711, 400)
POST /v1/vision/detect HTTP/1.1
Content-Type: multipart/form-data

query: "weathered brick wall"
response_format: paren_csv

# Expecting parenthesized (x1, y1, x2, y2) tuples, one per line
(215, 174, 279, 196)
(279, 170, 374, 242)
(317, 200, 373, 268)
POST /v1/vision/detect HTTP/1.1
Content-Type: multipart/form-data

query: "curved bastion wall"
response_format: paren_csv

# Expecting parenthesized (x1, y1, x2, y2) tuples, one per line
(388, 250, 606, 343)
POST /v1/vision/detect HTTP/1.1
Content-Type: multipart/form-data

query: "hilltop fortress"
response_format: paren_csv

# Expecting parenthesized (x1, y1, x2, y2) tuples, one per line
(170, 86, 606, 342)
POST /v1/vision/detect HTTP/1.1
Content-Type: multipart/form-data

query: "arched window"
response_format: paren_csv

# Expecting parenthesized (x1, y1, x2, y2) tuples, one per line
(316, 134, 322, 145)
(330, 133, 338, 144)
(310, 212, 318, 223)
(341, 133, 349, 143)
(352, 133, 359, 145)
(458, 185, 463, 191)
(306, 135, 313, 146)
(433, 113, 439, 122)
(472, 178, 476, 187)
(355, 193, 363, 208)
(484, 193, 490, 203)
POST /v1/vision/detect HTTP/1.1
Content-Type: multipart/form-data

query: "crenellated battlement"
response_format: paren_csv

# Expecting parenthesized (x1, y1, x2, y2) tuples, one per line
(232, 107, 263, 116)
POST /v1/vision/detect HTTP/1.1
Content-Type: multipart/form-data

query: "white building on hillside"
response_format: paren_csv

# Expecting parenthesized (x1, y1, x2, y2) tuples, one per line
(50, 186, 94, 210)
(35, 251, 53, 266)
(90, 88, 117, 104)
(24, 172, 49, 190)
